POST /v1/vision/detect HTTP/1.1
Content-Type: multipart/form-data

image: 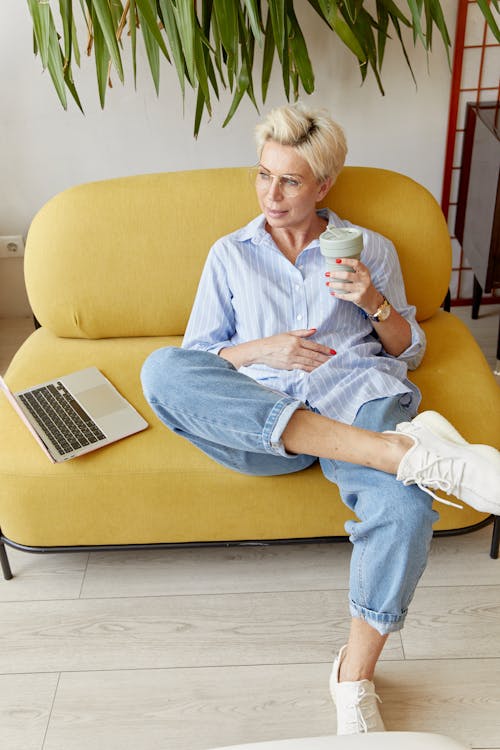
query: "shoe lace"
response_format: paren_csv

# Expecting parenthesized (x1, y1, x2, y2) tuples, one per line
(402, 455, 463, 509)
(344, 685, 382, 733)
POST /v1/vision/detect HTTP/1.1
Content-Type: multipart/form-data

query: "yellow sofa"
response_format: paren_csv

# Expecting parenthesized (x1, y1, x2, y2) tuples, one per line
(1, 167, 499, 579)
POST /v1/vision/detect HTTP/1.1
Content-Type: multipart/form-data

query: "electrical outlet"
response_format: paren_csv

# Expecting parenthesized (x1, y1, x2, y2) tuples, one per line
(0, 235, 25, 258)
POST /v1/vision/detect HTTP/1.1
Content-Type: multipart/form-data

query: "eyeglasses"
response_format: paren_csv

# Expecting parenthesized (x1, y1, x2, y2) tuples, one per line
(252, 167, 304, 198)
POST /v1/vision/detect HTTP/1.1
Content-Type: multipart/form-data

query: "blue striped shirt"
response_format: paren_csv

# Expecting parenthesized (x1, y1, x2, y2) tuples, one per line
(182, 208, 425, 425)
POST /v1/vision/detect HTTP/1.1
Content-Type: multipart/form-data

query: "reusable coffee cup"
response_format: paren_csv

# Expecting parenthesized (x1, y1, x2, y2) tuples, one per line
(319, 226, 363, 291)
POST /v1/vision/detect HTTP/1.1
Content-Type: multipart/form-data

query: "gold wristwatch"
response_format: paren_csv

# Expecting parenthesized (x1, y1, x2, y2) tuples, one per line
(368, 296, 391, 322)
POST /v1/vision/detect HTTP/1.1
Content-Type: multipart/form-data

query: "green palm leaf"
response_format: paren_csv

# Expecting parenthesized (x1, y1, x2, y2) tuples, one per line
(138, 0, 161, 95)
(27, 0, 51, 69)
(262, 7, 276, 102)
(315, 0, 367, 62)
(477, 0, 500, 41)
(242, 0, 264, 46)
(47, 15, 67, 108)
(269, 0, 286, 58)
(91, 4, 110, 107)
(171, 0, 197, 86)
(24, 1, 500, 134)
(91, 0, 124, 82)
(58, 0, 73, 65)
(287, 2, 314, 94)
(129, 0, 137, 85)
(71, 12, 81, 67)
(158, 0, 189, 93)
(406, 0, 426, 45)
(135, 0, 169, 59)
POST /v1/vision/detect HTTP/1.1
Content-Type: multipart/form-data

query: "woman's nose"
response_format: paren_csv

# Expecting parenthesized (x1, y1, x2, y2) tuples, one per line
(267, 175, 283, 200)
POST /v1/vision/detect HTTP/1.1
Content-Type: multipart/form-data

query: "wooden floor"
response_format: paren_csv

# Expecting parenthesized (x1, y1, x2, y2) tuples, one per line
(1, 308, 499, 750)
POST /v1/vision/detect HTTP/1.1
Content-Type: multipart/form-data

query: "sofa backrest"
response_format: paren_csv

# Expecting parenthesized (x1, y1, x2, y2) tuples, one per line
(24, 166, 451, 339)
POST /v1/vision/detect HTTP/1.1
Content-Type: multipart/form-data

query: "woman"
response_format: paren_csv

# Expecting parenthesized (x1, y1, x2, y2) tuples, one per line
(141, 103, 499, 735)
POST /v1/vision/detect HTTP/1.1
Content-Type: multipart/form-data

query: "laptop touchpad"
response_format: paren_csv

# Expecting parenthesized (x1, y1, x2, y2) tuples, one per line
(77, 384, 126, 418)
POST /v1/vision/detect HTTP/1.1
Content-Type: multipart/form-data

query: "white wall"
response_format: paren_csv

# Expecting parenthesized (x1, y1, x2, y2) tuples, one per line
(0, 0, 458, 316)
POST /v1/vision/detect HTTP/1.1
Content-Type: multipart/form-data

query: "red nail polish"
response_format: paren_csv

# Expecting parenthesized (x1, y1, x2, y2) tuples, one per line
(325, 272, 331, 277)
(335, 258, 342, 264)
(330, 349, 336, 355)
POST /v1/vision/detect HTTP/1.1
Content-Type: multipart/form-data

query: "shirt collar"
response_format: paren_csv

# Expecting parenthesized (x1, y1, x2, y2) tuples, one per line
(234, 208, 340, 247)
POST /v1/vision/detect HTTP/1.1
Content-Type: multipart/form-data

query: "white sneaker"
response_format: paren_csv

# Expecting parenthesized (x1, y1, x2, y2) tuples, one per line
(389, 410, 500, 514)
(329, 645, 385, 735)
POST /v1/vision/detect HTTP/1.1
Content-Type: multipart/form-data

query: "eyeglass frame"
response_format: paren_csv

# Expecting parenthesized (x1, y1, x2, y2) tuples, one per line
(251, 165, 305, 197)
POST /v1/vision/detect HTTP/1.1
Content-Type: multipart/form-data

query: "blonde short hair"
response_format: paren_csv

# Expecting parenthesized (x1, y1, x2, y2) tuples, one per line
(254, 102, 347, 184)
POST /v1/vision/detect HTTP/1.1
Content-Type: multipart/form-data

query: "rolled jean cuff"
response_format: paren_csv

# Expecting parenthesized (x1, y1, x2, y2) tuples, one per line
(263, 397, 305, 457)
(349, 600, 407, 636)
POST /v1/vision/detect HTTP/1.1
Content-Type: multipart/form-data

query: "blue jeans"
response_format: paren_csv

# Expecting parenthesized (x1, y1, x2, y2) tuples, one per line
(141, 347, 438, 635)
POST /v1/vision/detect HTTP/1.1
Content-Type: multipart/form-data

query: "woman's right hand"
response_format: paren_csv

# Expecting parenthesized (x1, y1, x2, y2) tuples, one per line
(220, 328, 336, 371)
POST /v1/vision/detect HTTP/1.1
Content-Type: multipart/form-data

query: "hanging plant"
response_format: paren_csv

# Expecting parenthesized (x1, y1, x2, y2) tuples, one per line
(26, 1, 500, 136)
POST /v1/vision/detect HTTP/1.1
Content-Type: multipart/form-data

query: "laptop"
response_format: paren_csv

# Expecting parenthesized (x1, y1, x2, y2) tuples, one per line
(0, 366, 148, 463)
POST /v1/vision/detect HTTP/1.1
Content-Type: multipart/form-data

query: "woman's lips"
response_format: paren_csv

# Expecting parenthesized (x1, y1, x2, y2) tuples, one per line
(266, 208, 288, 218)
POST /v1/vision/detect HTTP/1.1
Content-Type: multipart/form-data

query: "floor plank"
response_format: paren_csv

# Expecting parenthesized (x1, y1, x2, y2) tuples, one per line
(0, 548, 89, 603)
(78, 524, 500, 601)
(401, 585, 500, 660)
(44, 665, 337, 750)
(376, 658, 500, 748)
(421, 525, 500, 587)
(0, 672, 59, 750)
(42, 661, 500, 750)
(0, 590, 404, 675)
(80, 543, 352, 599)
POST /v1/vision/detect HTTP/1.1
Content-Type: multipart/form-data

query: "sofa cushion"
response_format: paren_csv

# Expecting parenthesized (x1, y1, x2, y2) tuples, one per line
(0, 329, 358, 547)
(409, 311, 500, 446)
(0, 320, 492, 550)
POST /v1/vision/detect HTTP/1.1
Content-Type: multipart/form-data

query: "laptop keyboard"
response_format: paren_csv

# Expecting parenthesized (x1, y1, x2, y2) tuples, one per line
(19, 382, 106, 456)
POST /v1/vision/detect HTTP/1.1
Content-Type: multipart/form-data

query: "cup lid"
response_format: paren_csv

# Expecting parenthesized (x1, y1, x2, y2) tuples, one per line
(319, 226, 363, 254)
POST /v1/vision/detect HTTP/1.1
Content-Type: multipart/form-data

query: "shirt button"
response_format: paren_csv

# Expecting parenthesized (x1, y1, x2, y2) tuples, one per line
(296, 314, 303, 321)
(295, 284, 300, 291)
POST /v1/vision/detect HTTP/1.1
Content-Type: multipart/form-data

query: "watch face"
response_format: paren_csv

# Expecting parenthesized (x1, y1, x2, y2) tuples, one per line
(377, 301, 391, 321)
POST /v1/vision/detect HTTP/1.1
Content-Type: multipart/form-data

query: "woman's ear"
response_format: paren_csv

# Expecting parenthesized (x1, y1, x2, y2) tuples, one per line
(317, 177, 333, 201)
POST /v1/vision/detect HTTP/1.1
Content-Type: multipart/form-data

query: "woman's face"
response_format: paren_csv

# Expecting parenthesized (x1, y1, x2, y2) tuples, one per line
(256, 140, 332, 233)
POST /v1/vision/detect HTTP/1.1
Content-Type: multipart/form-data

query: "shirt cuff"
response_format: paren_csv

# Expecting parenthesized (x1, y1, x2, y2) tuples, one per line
(397, 323, 426, 370)
(207, 341, 234, 356)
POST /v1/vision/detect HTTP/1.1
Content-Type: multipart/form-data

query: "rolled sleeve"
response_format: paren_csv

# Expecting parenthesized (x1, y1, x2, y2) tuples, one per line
(397, 315, 426, 370)
(206, 341, 234, 355)
(364, 233, 426, 370)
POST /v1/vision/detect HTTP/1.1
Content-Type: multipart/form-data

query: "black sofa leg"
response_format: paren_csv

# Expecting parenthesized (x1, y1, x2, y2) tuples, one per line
(491, 516, 500, 560)
(0, 540, 13, 580)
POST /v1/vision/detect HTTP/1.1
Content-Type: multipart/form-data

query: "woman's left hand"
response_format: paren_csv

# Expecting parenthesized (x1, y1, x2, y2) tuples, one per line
(325, 259, 381, 314)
